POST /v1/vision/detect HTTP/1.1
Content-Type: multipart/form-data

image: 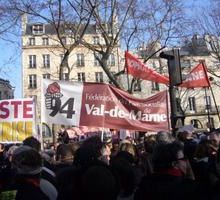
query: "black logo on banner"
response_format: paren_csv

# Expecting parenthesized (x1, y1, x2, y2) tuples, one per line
(45, 82, 75, 118)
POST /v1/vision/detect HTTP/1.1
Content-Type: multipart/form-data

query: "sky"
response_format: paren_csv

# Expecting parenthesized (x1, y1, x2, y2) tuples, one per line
(0, 39, 22, 98)
(0, 0, 211, 99)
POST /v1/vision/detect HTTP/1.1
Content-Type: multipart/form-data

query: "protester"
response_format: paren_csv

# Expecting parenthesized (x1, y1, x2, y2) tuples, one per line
(134, 141, 209, 200)
(11, 145, 50, 200)
(81, 166, 117, 200)
(57, 125, 70, 144)
(3, 126, 220, 200)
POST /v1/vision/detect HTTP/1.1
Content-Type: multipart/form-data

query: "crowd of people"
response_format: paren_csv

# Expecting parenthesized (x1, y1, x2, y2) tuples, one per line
(1, 126, 220, 199)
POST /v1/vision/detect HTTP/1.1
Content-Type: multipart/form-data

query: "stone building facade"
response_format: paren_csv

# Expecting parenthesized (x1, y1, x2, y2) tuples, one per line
(0, 78, 14, 100)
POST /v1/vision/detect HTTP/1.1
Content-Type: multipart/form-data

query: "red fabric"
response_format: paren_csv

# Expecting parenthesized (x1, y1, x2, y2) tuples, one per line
(125, 51, 169, 85)
(25, 178, 40, 187)
(180, 63, 210, 88)
(157, 167, 183, 177)
(80, 84, 170, 132)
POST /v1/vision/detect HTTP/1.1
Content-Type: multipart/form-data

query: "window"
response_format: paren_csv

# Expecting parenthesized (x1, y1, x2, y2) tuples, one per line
(42, 38, 49, 45)
(29, 37, 35, 45)
(61, 37, 66, 45)
(94, 54, 101, 66)
(62, 73, 69, 80)
(152, 82, 159, 91)
(191, 119, 199, 128)
(32, 24, 44, 35)
(204, 96, 212, 110)
(29, 75, 37, 89)
(207, 117, 215, 130)
(77, 72, 86, 82)
(182, 59, 191, 69)
(134, 80, 141, 91)
(4, 91, 9, 99)
(77, 54, 85, 67)
(42, 74, 50, 79)
(188, 97, 196, 111)
(29, 95, 37, 101)
(93, 36, 100, 45)
(29, 55, 36, 68)
(43, 54, 50, 68)
(107, 53, 115, 66)
(95, 72, 103, 82)
(60, 54, 64, 64)
(176, 98, 182, 113)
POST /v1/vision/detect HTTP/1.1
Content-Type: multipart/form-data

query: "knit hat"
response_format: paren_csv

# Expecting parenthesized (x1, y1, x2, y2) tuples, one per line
(12, 145, 42, 175)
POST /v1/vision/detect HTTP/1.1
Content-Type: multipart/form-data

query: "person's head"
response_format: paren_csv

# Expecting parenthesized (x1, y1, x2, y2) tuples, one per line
(23, 136, 41, 152)
(177, 125, 195, 140)
(81, 135, 103, 158)
(6, 145, 19, 162)
(156, 131, 173, 145)
(0, 143, 5, 152)
(61, 125, 65, 129)
(100, 144, 111, 165)
(11, 145, 42, 176)
(56, 144, 74, 163)
(152, 142, 184, 172)
(119, 143, 137, 159)
(209, 129, 220, 149)
(215, 147, 220, 175)
(144, 135, 157, 153)
(194, 140, 210, 159)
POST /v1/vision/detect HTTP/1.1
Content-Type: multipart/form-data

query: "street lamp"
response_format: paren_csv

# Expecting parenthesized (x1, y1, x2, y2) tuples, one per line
(160, 49, 185, 135)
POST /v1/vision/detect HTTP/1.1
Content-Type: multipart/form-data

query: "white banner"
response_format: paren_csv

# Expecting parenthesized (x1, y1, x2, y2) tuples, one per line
(41, 79, 169, 132)
(41, 79, 83, 126)
(0, 98, 36, 142)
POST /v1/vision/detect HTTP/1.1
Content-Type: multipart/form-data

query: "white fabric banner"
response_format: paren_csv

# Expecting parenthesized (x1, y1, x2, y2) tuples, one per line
(41, 79, 83, 126)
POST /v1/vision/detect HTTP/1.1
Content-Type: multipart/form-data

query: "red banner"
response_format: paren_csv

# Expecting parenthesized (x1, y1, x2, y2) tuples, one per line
(125, 51, 169, 85)
(180, 63, 210, 88)
(42, 80, 170, 132)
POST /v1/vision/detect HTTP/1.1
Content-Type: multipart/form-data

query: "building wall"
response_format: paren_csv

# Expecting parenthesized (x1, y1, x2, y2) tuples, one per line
(180, 55, 220, 130)
(22, 22, 123, 118)
(135, 46, 220, 131)
(0, 79, 14, 100)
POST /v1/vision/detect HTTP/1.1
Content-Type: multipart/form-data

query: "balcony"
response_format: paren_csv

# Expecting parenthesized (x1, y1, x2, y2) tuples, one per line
(185, 105, 220, 116)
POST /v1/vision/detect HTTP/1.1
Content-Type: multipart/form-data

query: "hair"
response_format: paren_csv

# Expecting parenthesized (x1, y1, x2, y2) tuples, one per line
(153, 142, 183, 171)
(81, 136, 103, 158)
(23, 136, 41, 152)
(119, 143, 137, 158)
(194, 140, 210, 159)
(144, 135, 157, 153)
(61, 125, 65, 129)
(56, 143, 74, 162)
(156, 131, 173, 144)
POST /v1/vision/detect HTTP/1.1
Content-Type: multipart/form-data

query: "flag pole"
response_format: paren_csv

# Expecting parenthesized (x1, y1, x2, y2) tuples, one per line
(166, 89, 171, 131)
(204, 87, 212, 131)
(209, 84, 220, 122)
(125, 51, 130, 92)
(202, 61, 220, 123)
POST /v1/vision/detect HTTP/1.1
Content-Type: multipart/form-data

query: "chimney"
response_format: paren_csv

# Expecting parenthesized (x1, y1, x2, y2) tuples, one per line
(21, 13, 28, 35)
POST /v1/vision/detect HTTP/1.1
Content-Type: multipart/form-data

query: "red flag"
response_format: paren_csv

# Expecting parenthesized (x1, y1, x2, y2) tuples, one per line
(180, 63, 210, 88)
(125, 51, 169, 85)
